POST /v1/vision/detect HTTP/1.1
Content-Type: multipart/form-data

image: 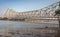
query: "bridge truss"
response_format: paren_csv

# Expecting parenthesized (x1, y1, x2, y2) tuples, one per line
(5, 1, 60, 20)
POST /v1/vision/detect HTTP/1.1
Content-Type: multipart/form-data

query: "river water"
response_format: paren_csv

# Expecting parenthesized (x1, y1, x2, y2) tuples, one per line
(0, 20, 58, 30)
(0, 20, 58, 37)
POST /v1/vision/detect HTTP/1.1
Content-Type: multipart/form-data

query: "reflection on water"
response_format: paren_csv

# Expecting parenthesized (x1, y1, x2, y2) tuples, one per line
(0, 20, 58, 37)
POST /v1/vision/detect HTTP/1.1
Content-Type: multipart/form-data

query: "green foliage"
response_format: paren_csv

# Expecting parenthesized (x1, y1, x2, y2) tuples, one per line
(55, 2, 60, 16)
(55, 9, 60, 15)
(59, 1, 60, 7)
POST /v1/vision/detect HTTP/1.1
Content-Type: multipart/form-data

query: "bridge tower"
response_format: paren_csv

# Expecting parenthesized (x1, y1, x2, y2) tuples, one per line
(5, 8, 14, 19)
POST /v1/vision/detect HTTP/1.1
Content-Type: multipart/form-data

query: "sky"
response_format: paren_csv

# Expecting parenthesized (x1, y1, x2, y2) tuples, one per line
(0, 0, 60, 16)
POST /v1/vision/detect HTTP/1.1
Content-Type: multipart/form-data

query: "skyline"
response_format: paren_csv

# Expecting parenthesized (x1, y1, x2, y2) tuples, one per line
(0, 0, 60, 16)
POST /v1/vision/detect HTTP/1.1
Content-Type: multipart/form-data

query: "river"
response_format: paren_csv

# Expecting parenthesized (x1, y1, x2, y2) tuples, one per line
(0, 20, 58, 30)
(0, 20, 58, 37)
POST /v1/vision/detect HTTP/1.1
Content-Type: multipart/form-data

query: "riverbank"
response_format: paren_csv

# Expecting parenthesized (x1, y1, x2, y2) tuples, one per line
(0, 28, 58, 37)
(0, 17, 58, 24)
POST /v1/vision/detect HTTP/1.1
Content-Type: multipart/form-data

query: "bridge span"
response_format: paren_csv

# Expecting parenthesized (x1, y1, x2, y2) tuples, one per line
(4, 1, 60, 23)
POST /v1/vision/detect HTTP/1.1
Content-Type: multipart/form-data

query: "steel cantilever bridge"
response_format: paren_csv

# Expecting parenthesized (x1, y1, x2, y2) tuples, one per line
(4, 1, 60, 22)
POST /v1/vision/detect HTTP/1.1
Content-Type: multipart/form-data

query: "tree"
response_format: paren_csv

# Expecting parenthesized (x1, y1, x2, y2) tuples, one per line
(55, 2, 60, 37)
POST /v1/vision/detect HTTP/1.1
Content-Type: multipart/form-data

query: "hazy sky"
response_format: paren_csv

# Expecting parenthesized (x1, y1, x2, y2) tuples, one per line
(0, 0, 60, 16)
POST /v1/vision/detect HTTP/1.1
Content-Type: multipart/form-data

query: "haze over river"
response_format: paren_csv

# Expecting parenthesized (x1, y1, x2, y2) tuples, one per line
(0, 20, 58, 30)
